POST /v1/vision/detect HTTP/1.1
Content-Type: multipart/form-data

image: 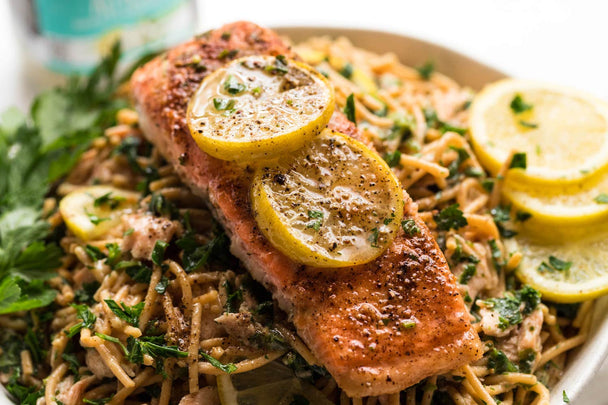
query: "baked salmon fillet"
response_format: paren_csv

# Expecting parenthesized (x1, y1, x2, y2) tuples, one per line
(131, 21, 482, 397)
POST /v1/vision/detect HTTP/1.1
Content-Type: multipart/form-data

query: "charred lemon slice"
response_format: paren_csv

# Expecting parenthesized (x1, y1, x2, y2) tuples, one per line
(251, 128, 404, 268)
(470, 78, 608, 185)
(59, 185, 140, 241)
(187, 55, 335, 162)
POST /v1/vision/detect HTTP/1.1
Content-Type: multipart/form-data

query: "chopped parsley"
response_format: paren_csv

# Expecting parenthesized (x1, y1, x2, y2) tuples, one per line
(218, 49, 238, 60)
(200, 352, 237, 373)
(93, 192, 124, 209)
(66, 304, 97, 337)
(510, 94, 533, 114)
(213, 98, 236, 111)
(383, 150, 402, 168)
(516, 210, 532, 222)
(518, 348, 536, 373)
(401, 219, 420, 236)
(482, 286, 541, 330)
(344, 93, 356, 124)
(126, 335, 188, 366)
(385, 113, 413, 141)
(519, 120, 539, 129)
(416, 60, 434, 80)
(538, 256, 573, 273)
(115, 260, 153, 283)
(223, 280, 243, 313)
(509, 152, 527, 169)
(447, 146, 470, 179)
(433, 204, 468, 231)
(176, 229, 232, 272)
(105, 242, 121, 266)
(104, 299, 144, 326)
(488, 239, 504, 272)
(459, 264, 477, 284)
(424, 107, 467, 135)
(306, 210, 324, 231)
(486, 348, 518, 374)
(490, 205, 517, 238)
(264, 55, 289, 75)
(339, 63, 354, 79)
(151, 240, 169, 266)
(563, 390, 570, 403)
(223, 75, 246, 95)
(594, 193, 608, 204)
(85, 210, 110, 225)
(74, 281, 101, 305)
(85, 244, 106, 261)
(155, 276, 169, 294)
(368, 228, 380, 248)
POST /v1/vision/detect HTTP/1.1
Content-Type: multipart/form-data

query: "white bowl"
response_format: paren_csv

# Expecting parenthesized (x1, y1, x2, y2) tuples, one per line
(2, 26, 606, 405)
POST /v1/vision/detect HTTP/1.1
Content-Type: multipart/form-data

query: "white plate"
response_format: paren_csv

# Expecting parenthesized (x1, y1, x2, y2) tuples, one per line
(276, 26, 608, 405)
(1, 26, 606, 405)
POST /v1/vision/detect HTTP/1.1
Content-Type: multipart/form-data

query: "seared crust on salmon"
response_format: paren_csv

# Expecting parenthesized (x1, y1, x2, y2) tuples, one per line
(131, 21, 482, 397)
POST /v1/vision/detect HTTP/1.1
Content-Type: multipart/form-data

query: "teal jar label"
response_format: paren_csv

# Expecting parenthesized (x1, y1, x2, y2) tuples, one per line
(34, 0, 186, 38)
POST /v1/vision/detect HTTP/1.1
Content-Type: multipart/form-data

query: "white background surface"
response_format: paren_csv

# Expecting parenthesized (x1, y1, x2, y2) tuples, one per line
(1, 0, 607, 403)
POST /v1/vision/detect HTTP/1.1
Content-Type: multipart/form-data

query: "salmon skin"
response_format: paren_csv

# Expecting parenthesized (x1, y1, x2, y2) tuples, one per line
(131, 21, 482, 397)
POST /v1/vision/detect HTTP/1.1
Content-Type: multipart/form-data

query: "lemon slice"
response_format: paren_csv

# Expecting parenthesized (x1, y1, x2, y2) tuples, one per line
(505, 232, 608, 302)
(187, 55, 335, 162)
(470, 78, 608, 185)
(216, 361, 333, 405)
(59, 185, 140, 241)
(251, 128, 404, 268)
(503, 171, 608, 226)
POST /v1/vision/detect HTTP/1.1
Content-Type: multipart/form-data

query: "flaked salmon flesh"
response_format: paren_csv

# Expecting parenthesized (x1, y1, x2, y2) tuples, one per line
(131, 21, 482, 397)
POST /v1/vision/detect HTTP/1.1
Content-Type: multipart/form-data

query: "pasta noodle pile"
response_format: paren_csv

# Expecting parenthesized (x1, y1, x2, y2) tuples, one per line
(0, 37, 594, 405)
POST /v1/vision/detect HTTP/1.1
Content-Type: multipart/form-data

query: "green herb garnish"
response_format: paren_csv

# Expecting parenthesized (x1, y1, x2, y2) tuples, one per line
(433, 204, 468, 231)
(416, 60, 434, 80)
(223, 75, 246, 95)
(594, 193, 608, 204)
(401, 219, 420, 236)
(344, 93, 356, 124)
(510, 94, 533, 114)
(104, 299, 144, 327)
(200, 352, 237, 373)
(509, 152, 527, 169)
(383, 150, 402, 168)
(306, 210, 324, 231)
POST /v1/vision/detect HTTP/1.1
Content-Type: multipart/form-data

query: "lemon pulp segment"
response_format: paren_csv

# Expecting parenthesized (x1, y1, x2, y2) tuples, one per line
(187, 55, 335, 162)
(251, 129, 404, 268)
(470, 78, 608, 184)
(59, 185, 140, 241)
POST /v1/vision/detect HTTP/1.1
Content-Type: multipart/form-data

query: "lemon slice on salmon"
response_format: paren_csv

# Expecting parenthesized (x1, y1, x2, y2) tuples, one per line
(59, 185, 140, 241)
(187, 55, 335, 162)
(251, 128, 404, 268)
(216, 361, 333, 405)
(470, 78, 608, 185)
(505, 232, 608, 302)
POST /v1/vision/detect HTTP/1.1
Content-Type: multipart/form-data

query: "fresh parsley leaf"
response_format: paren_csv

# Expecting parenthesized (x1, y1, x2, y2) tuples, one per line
(518, 348, 536, 373)
(486, 348, 518, 374)
(213, 98, 236, 111)
(488, 239, 504, 272)
(223, 75, 246, 95)
(433, 204, 468, 231)
(83, 399, 110, 405)
(223, 281, 243, 313)
(200, 352, 237, 373)
(423, 107, 467, 135)
(483, 286, 540, 330)
(368, 227, 380, 248)
(509, 152, 527, 169)
(66, 304, 96, 337)
(519, 120, 538, 129)
(116, 261, 153, 283)
(62, 352, 81, 379)
(490, 205, 517, 238)
(126, 335, 188, 366)
(85, 244, 106, 261)
(562, 390, 570, 403)
(264, 55, 289, 75)
(93, 192, 124, 209)
(383, 150, 402, 168)
(344, 94, 356, 124)
(85, 210, 110, 225)
(74, 281, 100, 305)
(176, 229, 232, 272)
(447, 146, 470, 179)
(594, 193, 608, 204)
(401, 219, 420, 236)
(510, 94, 533, 114)
(155, 276, 169, 294)
(151, 240, 169, 266)
(385, 113, 413, 141)
(416, 60, 434, 80)
(306, 210, 324, 231)
(148, 193, 177, 219)
(104, 299, 144, 326)
(339, 63, 353, 79)
(105, 243, 121, 267)
(218, 49, 238, 60)
(538, 256, 573, 273)
(515, 211, 532, 222)
(459, 264, 477, 284)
